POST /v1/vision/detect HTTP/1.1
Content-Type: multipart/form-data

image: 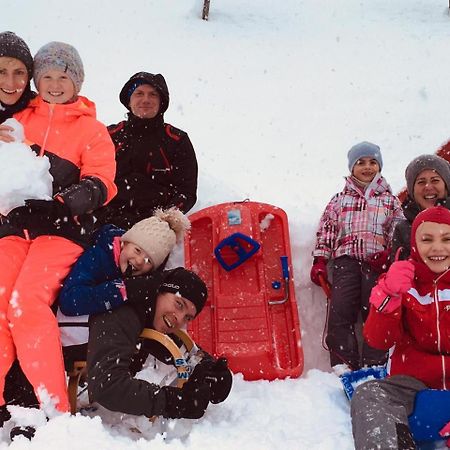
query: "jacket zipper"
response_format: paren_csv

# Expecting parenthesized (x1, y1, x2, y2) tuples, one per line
(39, 103, 54, 157)
(433, 271, 449, 389)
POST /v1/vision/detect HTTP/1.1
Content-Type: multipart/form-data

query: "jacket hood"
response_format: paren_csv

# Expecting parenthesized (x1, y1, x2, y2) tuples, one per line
(119, 72, 169, 115)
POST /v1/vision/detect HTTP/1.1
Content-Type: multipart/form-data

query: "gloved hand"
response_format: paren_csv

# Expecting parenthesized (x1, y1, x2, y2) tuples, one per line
(123, 272, 164, 303)
(439, 420, 450, 447)
(162, 378, 211, 419)
(367, 250, 390, 274)
(369, 261, 415, 313)
(190, 357, 233, 404)
(382, 260, 415, 296)
(310, 257, 328, 286)
(24, 199, 70, 216)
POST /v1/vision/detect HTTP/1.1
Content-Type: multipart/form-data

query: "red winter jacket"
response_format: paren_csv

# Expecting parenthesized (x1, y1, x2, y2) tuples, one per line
(364, 264, 450, 389)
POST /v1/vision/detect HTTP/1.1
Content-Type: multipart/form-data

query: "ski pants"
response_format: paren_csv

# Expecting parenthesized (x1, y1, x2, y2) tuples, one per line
(0, 235, 83, 412)
(326, 255, 387, 369)
(351, 375, 426, 450)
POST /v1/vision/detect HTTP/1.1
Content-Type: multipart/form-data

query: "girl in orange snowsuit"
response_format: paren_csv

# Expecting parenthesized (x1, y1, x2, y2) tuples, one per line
(0, 41, 116, 413)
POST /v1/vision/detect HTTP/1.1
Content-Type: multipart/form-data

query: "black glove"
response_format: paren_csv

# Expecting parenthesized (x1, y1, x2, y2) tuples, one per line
(123, 272, 164, 303)
(190, 357, 233, 404)
(24, 199, 70, 218)
(162, 379, 210, 419)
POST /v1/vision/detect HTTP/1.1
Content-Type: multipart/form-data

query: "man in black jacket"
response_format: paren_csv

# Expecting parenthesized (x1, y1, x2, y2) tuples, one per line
(87, 267, 232, 419)
(95, 72, 198, 230)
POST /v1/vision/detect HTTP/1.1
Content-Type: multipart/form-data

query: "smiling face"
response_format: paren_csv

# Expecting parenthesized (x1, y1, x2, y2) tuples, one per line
(351, 157, 380, 183)
(119, 241, 154, 276)
(37, 69, 76, 104)
(416, 221, 450, 273)
(152, 291, 197, 334)
(413, 169, 448, 210)
(0, 56, 28, 105)
(129, 84, 161, 119)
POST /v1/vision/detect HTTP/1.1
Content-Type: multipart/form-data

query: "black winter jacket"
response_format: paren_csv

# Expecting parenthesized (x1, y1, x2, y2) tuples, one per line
(86, 279, 183, 419)
(391, 196, 450, 261)
(95, 114, 198, 229)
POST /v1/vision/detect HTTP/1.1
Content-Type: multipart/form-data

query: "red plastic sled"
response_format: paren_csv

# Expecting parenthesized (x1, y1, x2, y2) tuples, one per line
(184, 200, 303, 381)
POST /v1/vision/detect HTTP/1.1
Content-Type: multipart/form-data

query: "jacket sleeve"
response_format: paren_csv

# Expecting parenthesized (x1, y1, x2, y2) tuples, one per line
(363, 294, 403, 350)
(390, 222, 407, 262)
(87, 304, 169, 417)
(383, 195, 405, 249)
(312, 195, 339, 260)
(55, 122, 117, 216)
(58, 232, 125, 316)
(167, 132, 198, 213)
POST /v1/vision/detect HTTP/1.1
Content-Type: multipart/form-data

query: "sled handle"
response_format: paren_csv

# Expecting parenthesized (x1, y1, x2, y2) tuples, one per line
(319, 274, 332, 299)
(214, 232, 260, 271)
(269, 256, 290, 305)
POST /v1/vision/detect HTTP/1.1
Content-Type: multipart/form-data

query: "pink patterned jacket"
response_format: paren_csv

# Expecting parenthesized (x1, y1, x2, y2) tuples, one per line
(312, 174, 404, 262)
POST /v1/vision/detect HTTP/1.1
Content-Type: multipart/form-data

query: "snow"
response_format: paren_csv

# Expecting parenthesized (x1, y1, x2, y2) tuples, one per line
(0, 119, 52, 215)
(3, 0, 450, 448)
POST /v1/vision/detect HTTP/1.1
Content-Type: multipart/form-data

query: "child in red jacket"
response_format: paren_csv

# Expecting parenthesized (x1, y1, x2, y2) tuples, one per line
(351, 206, 450, 449)
(0, 41, 116, 416)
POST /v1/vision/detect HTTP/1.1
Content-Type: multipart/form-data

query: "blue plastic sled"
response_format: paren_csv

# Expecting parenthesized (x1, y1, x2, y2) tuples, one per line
(341, 367, 450, 444)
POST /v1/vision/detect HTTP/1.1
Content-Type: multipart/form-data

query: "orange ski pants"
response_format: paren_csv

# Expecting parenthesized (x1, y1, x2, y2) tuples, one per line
(0, 235, 83, 412)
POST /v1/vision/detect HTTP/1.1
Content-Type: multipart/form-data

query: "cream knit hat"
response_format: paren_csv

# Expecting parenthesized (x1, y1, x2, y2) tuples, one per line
(121, 207, 190, 269)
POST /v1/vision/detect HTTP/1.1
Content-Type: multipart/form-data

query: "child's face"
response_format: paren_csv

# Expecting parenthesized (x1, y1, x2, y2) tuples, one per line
(119, 241, 154, 276)
(0, 57, 28, 106)
(413, 169, 448, 210)
(38, 69, 75, 104)
(152, 292, 197, 334)
(416, 221, 450, 273)
(352, 157, 380, 183)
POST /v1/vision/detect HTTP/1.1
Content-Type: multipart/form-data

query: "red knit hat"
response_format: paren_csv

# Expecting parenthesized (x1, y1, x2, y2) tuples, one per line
(410, 206, 450, 262)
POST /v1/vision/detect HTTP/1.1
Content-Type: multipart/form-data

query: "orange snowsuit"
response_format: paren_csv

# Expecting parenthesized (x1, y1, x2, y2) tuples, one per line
(0, 96, 116, 412)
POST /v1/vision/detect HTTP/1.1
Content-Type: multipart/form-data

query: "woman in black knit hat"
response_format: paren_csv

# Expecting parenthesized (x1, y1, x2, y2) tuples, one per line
(391, 154, 450, 261)
(0, 31, 35, 125)
(0, 31, 39, 428)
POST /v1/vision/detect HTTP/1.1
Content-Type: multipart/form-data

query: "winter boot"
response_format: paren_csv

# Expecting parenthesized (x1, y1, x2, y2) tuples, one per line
(0, 405, 11, 428)
(10, 425, 36, 441)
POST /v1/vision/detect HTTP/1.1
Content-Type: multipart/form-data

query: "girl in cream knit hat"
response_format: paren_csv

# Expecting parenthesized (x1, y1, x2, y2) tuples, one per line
(57, 207, 190, 348)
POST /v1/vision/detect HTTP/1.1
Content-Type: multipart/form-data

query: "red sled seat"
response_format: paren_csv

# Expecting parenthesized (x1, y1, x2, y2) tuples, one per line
(185, 200, 303, 381)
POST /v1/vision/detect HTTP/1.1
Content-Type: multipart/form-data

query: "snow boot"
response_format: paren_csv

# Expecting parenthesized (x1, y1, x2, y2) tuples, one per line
(0, 405, 11, 428)
(10, 425, 36, 441)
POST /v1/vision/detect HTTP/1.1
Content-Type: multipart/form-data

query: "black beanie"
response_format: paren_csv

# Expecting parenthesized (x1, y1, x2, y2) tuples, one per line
(0, 31, 33, 78)
(159, 267, 207, 316)
(119, 71, 169, 115)
(405, 154, 450, 200)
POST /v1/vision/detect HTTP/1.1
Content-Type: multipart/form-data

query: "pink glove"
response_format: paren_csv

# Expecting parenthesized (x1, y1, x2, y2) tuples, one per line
(310, 257, 328, 287)
(369, 261, 415, 313)
(439, 420, 450, 447)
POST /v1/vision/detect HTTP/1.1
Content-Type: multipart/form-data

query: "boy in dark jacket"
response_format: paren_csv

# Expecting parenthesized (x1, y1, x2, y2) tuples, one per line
(87, 267, 233, 420)
(95, 71, 198, 229)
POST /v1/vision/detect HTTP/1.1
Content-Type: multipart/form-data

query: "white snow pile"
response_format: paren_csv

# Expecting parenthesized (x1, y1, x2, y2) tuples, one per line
(0, 118, 53, 215)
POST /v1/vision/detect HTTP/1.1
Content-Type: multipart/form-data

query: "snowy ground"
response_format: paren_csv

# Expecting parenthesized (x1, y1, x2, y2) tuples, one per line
(3, 0, 450, 448)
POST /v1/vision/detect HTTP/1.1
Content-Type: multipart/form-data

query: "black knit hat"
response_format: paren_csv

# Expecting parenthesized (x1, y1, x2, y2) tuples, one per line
(159, 267, 207, 316)
(405, 154, 450, 200)
(119, 71, 169, 115)
(0, 31, 33, 78)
